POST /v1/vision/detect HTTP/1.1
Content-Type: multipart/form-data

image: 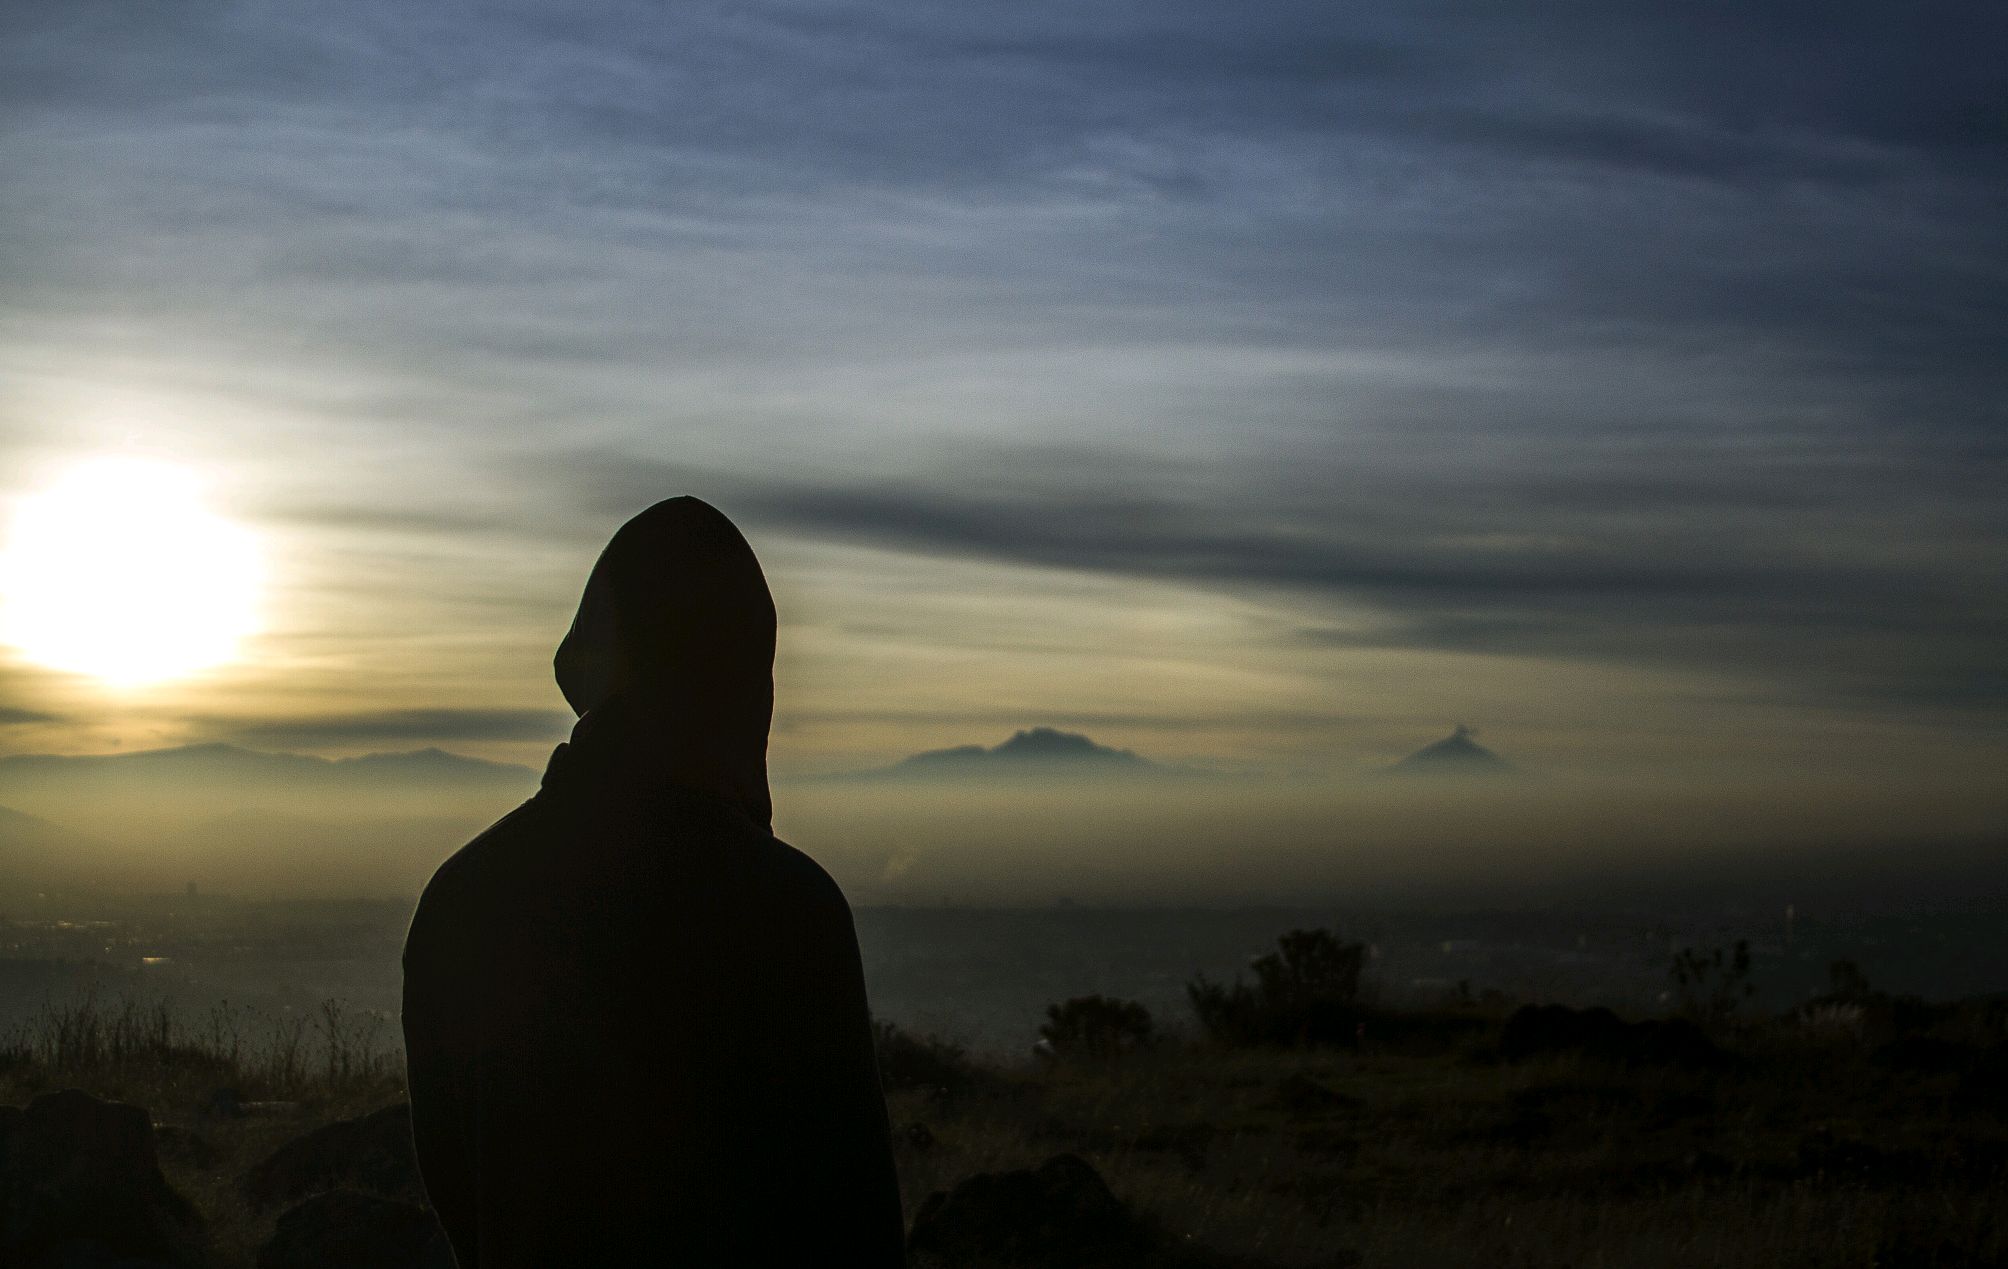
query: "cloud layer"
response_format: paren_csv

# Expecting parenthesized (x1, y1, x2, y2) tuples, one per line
(1, 1, 2002, 775)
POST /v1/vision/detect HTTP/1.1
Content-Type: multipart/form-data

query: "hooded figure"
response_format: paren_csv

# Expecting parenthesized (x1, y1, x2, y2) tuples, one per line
(401, 497, 904, 1266)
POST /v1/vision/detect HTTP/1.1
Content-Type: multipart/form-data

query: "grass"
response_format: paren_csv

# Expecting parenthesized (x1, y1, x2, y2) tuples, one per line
(2, 990, 403, 1107)
(5, 991, 2006, 1267)
(2, 992, 407, 1267)
(882, 1004, 2008, 1268)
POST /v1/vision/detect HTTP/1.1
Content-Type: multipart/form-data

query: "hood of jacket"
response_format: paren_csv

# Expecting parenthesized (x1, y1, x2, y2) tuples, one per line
(552, 496, 775, 827)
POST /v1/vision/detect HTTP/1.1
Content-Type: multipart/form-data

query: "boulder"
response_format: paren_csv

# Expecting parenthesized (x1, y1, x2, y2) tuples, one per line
(1499, 1005, 1630, 1062)
(1627, 1018, 1722, 1068)
(0, 1089, 205, 1268)
(151, 1125, 221, 1171)
(240, 1103, 423, 1211)
(198, 1087, 243, 1120)
(1500, 1005, 1720, 1068)
(1273, 1073, 1362, 1117)
(907, 1153, 1150, 1268)
(256, 1189, 451, 1269)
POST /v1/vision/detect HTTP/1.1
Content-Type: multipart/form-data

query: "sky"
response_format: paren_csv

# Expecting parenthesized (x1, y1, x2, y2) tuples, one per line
(1, 1, 2004, 797)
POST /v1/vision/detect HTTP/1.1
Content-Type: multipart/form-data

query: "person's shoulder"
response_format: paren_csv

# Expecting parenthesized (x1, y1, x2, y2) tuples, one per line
(411, 797, 548, 920)
(749, 831, 855, 921)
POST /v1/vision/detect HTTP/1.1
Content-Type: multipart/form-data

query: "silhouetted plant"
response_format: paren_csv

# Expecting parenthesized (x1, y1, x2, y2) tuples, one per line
(1826, 959, 1873, 1004)
(1670, 940, 1755, 1025)
(8, 991, 398, 1101)
(1039, 995, 1155, 1060)
(1186, 928, 1367, 1047)
(1799, 959, 1960, 1042)
(872, 1018, 978, 1094)
(315, 998, 395, 1090)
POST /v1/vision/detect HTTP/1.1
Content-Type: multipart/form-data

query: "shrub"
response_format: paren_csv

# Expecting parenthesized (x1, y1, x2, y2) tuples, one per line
(872, 1018, 979, 1094)
(1825, 959, 1873, 1004)
(1798, 960, 1963, 1044)
(1038, 995, 1154, 1061)
(1670, 940, 1755, 1025)
(1186, 928, 1367, 1047)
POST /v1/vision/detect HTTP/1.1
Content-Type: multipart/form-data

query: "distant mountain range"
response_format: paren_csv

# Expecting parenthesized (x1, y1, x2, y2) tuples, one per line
(0, 743, 540, 839)
(0, 742, 535, 788)
(1389, 726, 1515, 777)
(0, 744, 541, 892)
(0, 802, 105, 889)
(832, 727, 1169, 782)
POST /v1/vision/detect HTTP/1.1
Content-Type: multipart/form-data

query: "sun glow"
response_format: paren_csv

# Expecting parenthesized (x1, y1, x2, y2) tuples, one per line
(1, 458, 263, 685)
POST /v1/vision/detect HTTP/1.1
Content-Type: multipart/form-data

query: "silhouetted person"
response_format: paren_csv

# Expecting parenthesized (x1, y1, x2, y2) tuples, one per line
(402, 497, 904, 1266)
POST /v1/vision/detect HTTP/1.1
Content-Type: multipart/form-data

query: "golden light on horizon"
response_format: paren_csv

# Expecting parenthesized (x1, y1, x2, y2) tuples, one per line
(0, 457, 263, 686)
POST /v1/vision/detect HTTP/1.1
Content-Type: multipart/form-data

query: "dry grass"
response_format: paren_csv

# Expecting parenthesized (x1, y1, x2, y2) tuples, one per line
(885, 1025, 2008, 1268)
(1, 990, 402, 1107)
(6, 994, 2007, 1267)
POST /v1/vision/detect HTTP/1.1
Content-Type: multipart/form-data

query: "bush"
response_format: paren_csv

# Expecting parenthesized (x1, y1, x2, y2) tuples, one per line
(872, 1018, 979, 1094)
(1038, 996, 1154, 1061)
(1798, 960, 1964, 1044)
(1186, 928, 1367, 1047)
(1670, 941, 1755, 1025)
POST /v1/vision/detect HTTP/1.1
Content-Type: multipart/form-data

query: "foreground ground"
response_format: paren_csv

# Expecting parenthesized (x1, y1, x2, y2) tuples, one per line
(4, 983, 2007, 1268)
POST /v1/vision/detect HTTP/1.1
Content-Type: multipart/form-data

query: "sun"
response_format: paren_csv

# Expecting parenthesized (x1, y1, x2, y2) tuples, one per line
(0, 457, 263, 686)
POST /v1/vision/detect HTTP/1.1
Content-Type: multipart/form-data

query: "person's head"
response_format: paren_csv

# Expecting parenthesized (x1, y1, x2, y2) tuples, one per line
(554, 497, 776, 819)
(556, 497, 774, 713)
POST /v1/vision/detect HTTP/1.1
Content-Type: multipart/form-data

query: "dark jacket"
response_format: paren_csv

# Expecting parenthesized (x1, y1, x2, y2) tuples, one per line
(402, 497, 904, 1267)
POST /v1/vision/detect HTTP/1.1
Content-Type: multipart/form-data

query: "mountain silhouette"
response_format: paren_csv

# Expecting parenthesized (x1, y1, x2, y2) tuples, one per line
(0, 743, 539, 832)
(1389, 725, 1515, 777)
(833, 727, 1161, 781)
(0, 802, 106, 888)
(0, 742, 535, 790)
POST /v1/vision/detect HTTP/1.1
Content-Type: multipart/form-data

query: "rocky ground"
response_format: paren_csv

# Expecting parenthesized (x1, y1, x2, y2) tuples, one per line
(4, 984, 2007, 1266)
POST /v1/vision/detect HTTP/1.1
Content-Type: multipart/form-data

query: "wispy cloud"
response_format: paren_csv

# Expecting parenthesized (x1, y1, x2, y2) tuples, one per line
(208, 709, 572, 751)
(1, 0, 2002, 768)
(498, 442, 2007, 719)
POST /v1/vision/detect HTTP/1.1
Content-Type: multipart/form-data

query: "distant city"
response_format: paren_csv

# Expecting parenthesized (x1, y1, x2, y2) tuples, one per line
(6, 888, 2004, 1057)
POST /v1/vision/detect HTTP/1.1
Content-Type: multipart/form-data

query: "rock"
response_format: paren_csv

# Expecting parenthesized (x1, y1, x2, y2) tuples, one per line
(151, 1125, 221, 1171)
(1499, 1005, 1630, 1062)
(256, 1189, 451, 1269)
(900, 1122, 938, 1150)
(198, 1087, 243, 1120)
(1273, 1073, 1362, 1117)
(1627, 1018, 1722, 1068)
(907, 1153, 1151, 1268)
(0, 1089, 206, 1268)
(240, 1103, 423, 1211)
(1499, 1005, 1720, 1068)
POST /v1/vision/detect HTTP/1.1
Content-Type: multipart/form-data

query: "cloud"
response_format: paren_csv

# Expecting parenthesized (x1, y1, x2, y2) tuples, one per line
(211, 709, 573, 751)
(1, 0, 2002, 763)
(510, 441, 2007, 718)
(0, 707, 59, 725)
